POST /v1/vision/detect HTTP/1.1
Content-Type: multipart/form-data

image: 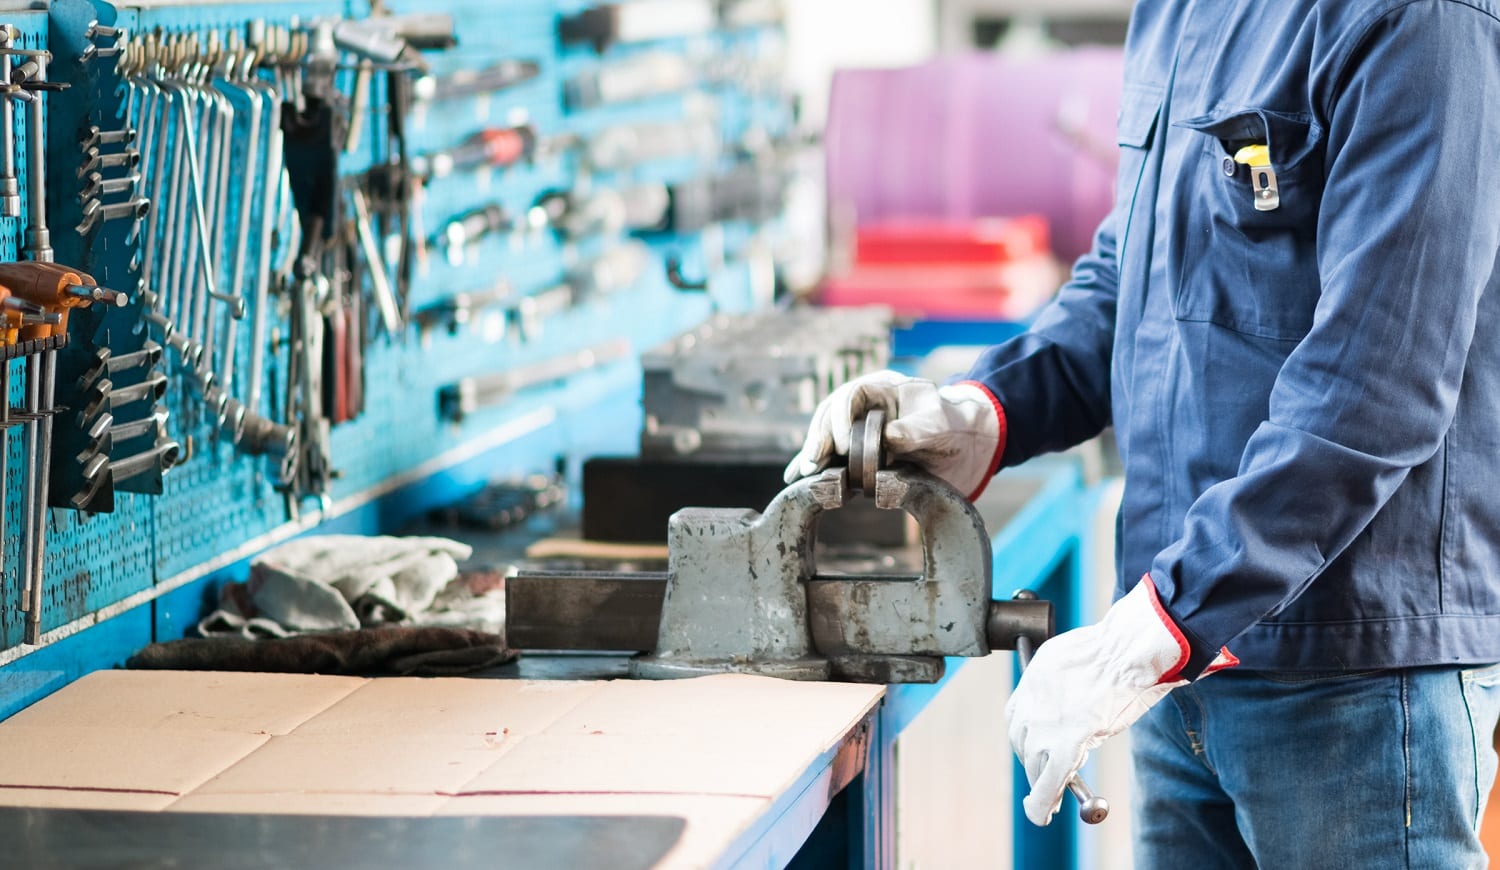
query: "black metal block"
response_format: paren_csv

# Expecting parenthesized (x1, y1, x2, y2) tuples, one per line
(582, 455, 909, 546)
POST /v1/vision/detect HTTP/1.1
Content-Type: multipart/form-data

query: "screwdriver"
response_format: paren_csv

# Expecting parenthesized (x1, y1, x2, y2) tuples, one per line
(412, 124, 535, 181)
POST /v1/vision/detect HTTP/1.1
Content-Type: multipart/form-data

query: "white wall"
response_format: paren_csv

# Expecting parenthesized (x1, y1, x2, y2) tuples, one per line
(784, 0, 938, 129)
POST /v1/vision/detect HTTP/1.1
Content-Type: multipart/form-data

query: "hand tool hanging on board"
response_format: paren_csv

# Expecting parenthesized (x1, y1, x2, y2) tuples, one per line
(531, 184, 671, 239)
(433, 203, 512, 266)
(0, 262, 127, 644)
(410, 124, 536, 182)
(415, 241, 649, 341)
(558, 1, 717, 52)
(583, 116, 720, 172)
(438, 339, 632, 423)
(320, 229, 367, 426)
(564, 52, 694, 110)
(413, 58, 540, 105)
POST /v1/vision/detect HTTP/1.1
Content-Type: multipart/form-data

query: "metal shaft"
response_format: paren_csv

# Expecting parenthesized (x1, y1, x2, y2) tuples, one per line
(222, 78, 263, 393)
(23, 349, 54, 644)
(0, 49, 18, 217)
(245, 84, 283, 413)
(24, 54, 47, 263)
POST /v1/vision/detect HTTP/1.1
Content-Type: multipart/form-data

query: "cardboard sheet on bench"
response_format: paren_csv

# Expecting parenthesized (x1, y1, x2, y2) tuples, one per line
(0, 670, 882, 869)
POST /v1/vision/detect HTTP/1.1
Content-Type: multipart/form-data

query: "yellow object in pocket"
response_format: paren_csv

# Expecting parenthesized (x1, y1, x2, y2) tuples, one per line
(1234, 144, 1279, 211)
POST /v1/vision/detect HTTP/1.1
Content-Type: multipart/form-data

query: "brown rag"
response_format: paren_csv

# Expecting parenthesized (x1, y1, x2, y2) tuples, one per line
(126, 626, 518, 677)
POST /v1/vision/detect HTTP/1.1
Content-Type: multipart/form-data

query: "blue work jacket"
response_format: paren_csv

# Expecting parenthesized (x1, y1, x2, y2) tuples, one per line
(965, 0, 1500, 676)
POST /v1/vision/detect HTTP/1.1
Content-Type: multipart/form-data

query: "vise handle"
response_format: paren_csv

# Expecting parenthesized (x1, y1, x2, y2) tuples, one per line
(1013, 590, 1110, 825)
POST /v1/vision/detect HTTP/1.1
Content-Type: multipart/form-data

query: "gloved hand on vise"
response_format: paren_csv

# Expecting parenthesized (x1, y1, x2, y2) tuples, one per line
(782, 370, 1005, 500)
(1007, 577, 1236, 826)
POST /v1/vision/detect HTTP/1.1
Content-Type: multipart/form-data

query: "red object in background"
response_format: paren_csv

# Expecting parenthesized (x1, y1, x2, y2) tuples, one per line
(819, 215, 1061, 321)
(852, 215, 1050, 265)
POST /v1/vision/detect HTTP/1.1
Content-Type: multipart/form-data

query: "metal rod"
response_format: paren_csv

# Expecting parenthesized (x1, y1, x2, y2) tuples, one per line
(24, 349, 55, 644)
(24, 53, 48, 263)
(0, 47, 18, 217)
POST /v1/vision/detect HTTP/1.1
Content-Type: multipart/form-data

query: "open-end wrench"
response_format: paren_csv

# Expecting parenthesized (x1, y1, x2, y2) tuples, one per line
(138, 74, 174, 299)
(175, 77, 233, 339)
(108, 437, 180, 483)
(218, 53, 262, 394)
(75, 197, 150, 236)
(106, 371, 168, 409)
(173, 75, 212, 345)
(245, 67, 284, 415)
(158, 79, 192, 325)
(69, 452, 109, 509)
(108, 404, 167, 443)
(79, 171, 141, 203)
(80, 125, 134, 150)
(76, 146, 140, 177)
(105, 340, 162, 373)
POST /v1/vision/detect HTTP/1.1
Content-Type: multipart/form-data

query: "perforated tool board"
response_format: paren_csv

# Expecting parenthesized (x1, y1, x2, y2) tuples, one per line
(0, 0, 794, 712)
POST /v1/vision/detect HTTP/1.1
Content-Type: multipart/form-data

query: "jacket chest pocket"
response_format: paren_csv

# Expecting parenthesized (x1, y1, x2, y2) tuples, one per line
(1114, 84, 1165, 261)
(1172, 107, 1324, 341)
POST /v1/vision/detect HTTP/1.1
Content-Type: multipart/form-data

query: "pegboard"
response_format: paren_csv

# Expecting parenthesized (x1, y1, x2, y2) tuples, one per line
(0, 0, 794, 656)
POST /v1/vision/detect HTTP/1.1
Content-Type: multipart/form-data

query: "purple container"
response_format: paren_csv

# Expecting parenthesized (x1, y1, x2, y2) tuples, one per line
(826, 48, 1125, 262)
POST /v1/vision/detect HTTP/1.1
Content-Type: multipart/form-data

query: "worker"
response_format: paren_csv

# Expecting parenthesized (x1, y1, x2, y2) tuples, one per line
(787, 2, 1500, 865)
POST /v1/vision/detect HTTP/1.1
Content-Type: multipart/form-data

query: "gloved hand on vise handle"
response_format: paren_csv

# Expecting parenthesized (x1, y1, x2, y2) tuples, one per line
(1007, 577, 1237, 826)
(782, 370, 1005, 500)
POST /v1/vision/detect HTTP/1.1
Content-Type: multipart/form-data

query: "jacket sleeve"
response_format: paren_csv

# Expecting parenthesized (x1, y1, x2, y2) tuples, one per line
(961, 207, 1121, 468)
(1152, 2, 1500, 676)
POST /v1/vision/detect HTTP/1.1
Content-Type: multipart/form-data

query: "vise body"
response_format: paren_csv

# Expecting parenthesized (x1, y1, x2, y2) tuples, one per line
(507, 413, 1055, 683)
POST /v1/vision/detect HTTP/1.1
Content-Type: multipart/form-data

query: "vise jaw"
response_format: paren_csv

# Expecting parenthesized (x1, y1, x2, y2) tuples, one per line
(630, 465, 1053, 684)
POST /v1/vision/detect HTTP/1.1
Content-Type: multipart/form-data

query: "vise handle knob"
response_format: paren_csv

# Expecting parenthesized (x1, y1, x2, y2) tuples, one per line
(1012, 589, 1111, 825)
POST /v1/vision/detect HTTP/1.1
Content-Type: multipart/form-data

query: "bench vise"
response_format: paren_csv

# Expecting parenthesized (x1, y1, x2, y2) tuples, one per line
(507, 413, 1056, 684)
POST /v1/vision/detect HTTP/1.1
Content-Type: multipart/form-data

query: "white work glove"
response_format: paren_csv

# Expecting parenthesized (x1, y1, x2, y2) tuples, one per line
(783, 370, 1004, 500)
(1006, 578, 1236, 826)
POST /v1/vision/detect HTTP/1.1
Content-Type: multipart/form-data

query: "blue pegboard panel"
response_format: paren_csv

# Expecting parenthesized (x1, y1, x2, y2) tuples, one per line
(0, 6, 44, 651)
(0, 0, 797, 670)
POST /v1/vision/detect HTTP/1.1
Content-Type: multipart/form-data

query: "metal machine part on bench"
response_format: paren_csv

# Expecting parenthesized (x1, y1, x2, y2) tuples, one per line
(638, 306, 891, 459)
(586, 306, 904, 544)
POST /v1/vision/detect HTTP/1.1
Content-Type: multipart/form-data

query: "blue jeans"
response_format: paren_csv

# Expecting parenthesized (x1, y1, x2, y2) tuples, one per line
(1131, 664, 1500, 868)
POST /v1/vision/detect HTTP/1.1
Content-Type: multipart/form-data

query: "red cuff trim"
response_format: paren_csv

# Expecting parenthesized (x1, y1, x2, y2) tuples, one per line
(958, 380, 1007, 501)
(1202, 648, 1241, 676)
(1142, 575, 1192, 683)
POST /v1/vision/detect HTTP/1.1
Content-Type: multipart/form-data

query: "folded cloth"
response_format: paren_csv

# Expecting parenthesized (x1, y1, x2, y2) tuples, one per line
(249, 535, 474, 632)
(127, 626, 517, 677)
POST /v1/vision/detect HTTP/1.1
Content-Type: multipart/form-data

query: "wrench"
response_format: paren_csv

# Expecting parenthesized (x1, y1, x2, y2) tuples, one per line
(79, 171, 141, 203)
(75, 197, 150, 236)
(76, 146, 140, 177)
(107, 404, 167, 443)
(108, 437, 180, 482)
(106, 371, 168, 408)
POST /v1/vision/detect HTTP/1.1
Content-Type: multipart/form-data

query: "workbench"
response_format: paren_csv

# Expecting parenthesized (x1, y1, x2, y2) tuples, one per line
(0, 458, 1095, 869)
(0, 669, 882, 869)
